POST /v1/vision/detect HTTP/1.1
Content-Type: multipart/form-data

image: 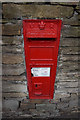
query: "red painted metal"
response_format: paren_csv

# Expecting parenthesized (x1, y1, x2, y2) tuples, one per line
(23, 19, 62, 99)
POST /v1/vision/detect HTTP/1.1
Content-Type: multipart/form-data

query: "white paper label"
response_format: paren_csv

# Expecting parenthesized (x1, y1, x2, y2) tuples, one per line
(31, 67, 50, 77)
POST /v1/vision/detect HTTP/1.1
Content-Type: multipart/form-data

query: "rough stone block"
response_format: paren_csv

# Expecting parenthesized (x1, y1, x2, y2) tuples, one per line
(61, 97, 71, 102)
(3, 99, 19, 111)
(3, 4, 74, 19)
(2, 81, 27, 93)
(2, 64, 25, 75)
(20, 102, 35, 110)
(2, 75, 26, 81)
(60, 38, 79, 47)
(60, 54, 79, 62)
(2, 45, 23, 54)
(69, 99, 78, 108)
(29, 108, 50, 118)
(62, 26, 80, 38)
(70, 93, 78, 99)
(22, 99, 49, 104)
(56, 76, 78, 82)
(57, 72, 79, 82)
(57, 102, 69, 110)
(57, 82, 78, 88)
(58, 61, 79, 72)
(2, 36, 23, 45)
(2, 54, 23, 64)
(56, 88, 78, 94)
(49, 110, 60, 117)
(36, 103, 56, 112)
(29, 109, 41, 117)
(3, 93, 27, 98)
(50, 98, 60, 104)
(57, 67, 78, 75)
(59, 47, 79, 55)
(30, 99, 50, 104)
(2, 19, 22, 24)
(63, 12, 79, 25)
(39, 112, 50, 118)
(2, 23, 22, 36)
(54, 92, 70, 100)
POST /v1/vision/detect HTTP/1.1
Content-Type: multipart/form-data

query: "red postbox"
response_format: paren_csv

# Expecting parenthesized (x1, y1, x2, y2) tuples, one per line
(23, 19, 62, 99)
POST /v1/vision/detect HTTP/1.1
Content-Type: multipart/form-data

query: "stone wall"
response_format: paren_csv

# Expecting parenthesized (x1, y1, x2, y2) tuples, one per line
(2, 2, 79, 119)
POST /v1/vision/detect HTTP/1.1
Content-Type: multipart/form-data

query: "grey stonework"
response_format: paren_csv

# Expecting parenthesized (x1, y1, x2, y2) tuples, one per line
(2, 2, 79, 119)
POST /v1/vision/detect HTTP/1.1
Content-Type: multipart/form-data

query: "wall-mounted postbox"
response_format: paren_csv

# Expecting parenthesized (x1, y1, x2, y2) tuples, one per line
(23, 19, 62, 99)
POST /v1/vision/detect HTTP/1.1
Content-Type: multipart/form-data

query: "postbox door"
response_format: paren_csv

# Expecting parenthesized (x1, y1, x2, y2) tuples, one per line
(32, 77, 51, 96)
(31, 67, 52, 97)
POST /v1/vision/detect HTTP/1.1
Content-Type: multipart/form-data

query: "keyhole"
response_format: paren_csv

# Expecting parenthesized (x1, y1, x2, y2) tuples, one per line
(35, 84, 37, 88)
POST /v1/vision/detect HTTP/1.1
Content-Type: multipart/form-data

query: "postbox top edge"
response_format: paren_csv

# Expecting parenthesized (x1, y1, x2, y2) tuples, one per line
(23, 19, 62, 23)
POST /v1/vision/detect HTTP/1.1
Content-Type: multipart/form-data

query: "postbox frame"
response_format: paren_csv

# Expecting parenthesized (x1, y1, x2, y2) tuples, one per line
(23, 19, 62, 99)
